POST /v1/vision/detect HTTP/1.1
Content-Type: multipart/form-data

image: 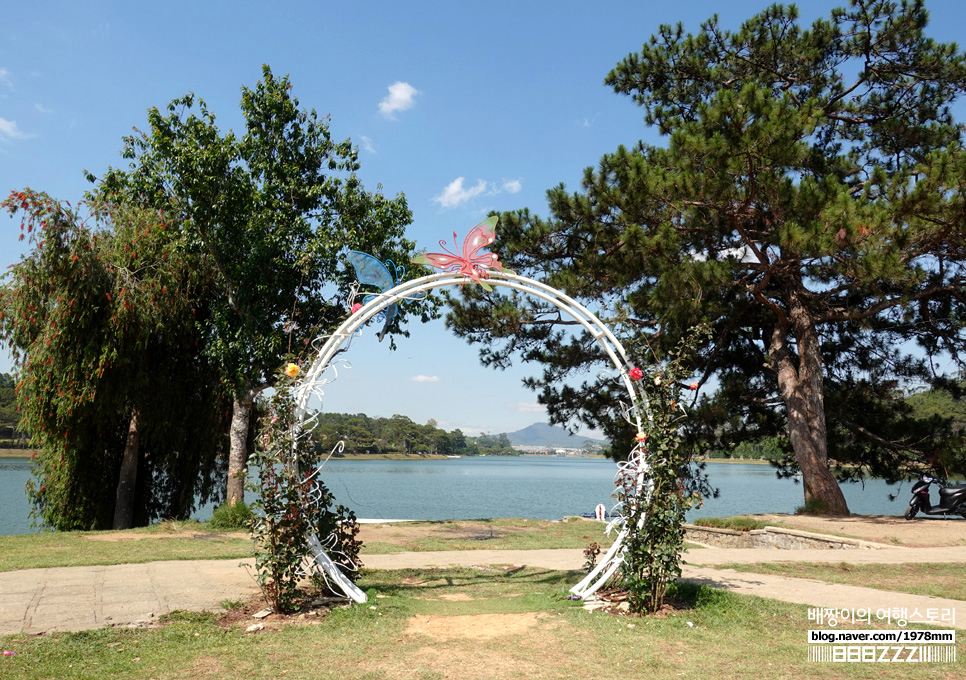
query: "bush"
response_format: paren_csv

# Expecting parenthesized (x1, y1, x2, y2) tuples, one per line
(208, 501, 254, 530)
(693, 516, 769, 532)
(795, 497, 832, 516)
(248, 365, 363, 613)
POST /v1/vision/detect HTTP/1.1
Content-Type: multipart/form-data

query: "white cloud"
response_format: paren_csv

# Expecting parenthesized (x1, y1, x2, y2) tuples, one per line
(509, 401, 546, 414)
(501, 179, 522, 194)
(411, 374, 440, 383)
(360, 135, 376, 154)
(0, 69, 11, 88)
(457, 426, 487, 437)
(378, 81, 418, 119)
(433, 176, 524, 210)
(34, 103, 52, 114)
(433, 177, 488, 209)
(0, 117, 27, 141)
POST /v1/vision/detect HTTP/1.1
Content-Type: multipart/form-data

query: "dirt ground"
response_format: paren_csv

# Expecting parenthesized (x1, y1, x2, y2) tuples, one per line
(77, 514, 966, 548)
(356, 520, 527, 545)
(360, 515, 966, 549)
(747, 513, 966, 547)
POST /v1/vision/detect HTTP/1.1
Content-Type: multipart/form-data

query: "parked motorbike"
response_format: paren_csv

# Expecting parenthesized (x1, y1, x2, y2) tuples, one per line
(904, 474, 966, 520)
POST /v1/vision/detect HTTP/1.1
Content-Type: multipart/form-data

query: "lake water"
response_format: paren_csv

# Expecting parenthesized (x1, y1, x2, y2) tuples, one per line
(0, 456, 920, 535)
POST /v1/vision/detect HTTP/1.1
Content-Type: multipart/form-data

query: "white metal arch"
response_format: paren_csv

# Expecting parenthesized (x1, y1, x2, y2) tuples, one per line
(293, 269, 651, 603)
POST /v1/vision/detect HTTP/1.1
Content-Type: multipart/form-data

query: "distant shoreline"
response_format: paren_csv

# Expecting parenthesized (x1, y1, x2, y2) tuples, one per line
(0, 449, 32, 459)
(1, 450, 774, 463)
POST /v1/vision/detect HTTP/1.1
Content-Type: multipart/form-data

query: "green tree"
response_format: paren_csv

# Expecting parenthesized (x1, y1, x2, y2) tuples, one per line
(447, 1, 966, 514)
(93, 66, 416, 505)
(1, 191, 230, 529)
(0, 373, 19, 443)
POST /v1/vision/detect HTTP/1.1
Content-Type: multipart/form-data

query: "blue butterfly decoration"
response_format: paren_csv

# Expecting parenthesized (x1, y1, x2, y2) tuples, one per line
(346, 251, 405, 342)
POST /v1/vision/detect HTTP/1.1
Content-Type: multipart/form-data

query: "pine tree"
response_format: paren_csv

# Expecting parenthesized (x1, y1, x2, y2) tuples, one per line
(447, 0, 966, 514)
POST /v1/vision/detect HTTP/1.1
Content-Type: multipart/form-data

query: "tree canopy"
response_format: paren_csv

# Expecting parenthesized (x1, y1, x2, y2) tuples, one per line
(1, 191, 230, 529)
(92, 65, 419, 504)
(311, 412, 516, 456)
(0, 373, 18, 443)
(447, 0, 966, 514)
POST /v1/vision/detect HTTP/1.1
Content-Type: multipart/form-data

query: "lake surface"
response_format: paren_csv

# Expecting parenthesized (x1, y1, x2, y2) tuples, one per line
(0, 456, 920, 535)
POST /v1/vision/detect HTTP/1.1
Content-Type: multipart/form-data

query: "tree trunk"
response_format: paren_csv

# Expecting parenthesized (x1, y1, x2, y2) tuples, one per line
(227, 391, 255, 506)
(113, 408, 140, 530)
(769, 290, 850, 516)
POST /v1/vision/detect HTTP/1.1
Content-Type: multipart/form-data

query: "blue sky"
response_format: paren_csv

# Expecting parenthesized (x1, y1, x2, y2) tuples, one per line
(2, 0, 966, 437)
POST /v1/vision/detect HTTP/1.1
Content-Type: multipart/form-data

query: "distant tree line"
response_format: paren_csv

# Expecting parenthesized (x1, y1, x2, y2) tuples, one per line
(312, 413, 516, 457)
(0, 373, 24, 446)
(705, 381, 966, 473)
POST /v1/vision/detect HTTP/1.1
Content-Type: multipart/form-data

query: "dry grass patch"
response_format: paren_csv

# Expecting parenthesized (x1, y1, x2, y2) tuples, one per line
(436, 592, 475, 601)
(84, 530, 247, 542)
(360, 517, 614, 554)
(404, 611, 555, 641)
(184, 655, 229, 680)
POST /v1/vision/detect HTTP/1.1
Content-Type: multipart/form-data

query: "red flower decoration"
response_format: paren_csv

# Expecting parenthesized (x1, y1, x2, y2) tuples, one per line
(351, 302, 363, 314)
(629, 367, 644, 381)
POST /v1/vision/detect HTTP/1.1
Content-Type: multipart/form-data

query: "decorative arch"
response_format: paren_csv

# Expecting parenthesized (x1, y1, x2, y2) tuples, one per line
(292, 269, 653, 604)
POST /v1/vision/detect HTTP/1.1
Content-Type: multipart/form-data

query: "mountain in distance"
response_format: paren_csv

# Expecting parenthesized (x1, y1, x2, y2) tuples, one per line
(503, 422, 604, 448)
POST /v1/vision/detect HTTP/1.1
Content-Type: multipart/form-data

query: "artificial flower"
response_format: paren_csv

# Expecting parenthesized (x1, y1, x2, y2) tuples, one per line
(284, 363, 300, 378)
(629, 367, 644, 380)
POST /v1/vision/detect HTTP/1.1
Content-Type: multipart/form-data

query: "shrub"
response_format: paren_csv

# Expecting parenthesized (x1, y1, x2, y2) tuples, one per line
(207, 501, 254, 530)
(692, 516, 769, 532)
(795, 497, 832, 516)
(618, 326, 710, 614)
(248, 364, 363, 613)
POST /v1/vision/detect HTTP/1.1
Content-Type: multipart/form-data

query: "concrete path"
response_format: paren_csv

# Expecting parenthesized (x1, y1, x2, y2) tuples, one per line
(0, 560, 260, 635)
(2, 546, 964, 635)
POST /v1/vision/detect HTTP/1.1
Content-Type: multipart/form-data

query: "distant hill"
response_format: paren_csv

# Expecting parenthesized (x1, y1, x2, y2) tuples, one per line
(504, 422, 604, 448)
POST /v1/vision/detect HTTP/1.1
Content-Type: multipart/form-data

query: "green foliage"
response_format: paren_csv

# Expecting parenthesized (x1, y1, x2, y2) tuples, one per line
(795, 497, 832, 516)
(904, 379, 966, 476)
(207, 501, 254, 530)
(91, 65, 423, 506)
(93, 65, 419, 395)
(693, 516, 769, 532)
(472, 432, 516, 456)
(446, 1, 966, 512)
(0, 372, 21, 444)
(248, 366, 362, 613)
(619, 327, 709, 614)
(311, 412, 515, 456)
(0, 192, 230, 529)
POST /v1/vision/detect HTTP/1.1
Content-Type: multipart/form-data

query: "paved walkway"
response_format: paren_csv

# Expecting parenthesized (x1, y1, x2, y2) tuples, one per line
(2, 546, 964, 635)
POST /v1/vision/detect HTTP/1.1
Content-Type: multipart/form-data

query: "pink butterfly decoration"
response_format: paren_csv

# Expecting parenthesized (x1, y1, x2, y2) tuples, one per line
(412, 216, 504, 290)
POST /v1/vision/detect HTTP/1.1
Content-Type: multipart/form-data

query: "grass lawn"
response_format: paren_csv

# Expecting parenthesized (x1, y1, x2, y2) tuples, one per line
(2, 519, 962, 678)
(0, 521, 254, 573)
(721, 561, 966, 601)
(2, 567, 959, 680)
(0, 518, 617, 573)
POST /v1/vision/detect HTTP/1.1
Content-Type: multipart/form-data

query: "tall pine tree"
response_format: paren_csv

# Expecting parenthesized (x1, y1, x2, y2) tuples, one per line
(448, 0, 966, 514)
